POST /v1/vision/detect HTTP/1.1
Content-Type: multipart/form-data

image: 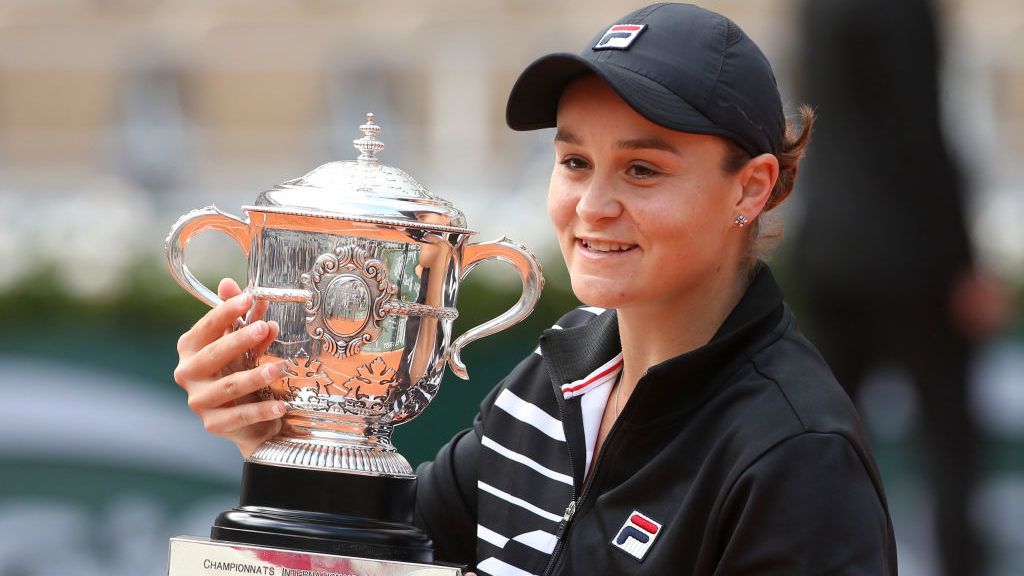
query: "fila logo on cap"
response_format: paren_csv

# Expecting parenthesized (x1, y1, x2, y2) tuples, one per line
(611, 510, 662, 560)
(594, 24, 647, 50)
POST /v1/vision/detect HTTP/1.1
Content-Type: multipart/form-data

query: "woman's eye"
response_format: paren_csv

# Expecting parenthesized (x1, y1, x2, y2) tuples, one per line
(561, 156, 591, 171)
(626, 163, 660, 179)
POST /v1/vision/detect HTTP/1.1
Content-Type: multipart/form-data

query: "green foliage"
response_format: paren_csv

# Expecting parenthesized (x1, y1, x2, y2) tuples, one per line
(0, 261, 205, 332)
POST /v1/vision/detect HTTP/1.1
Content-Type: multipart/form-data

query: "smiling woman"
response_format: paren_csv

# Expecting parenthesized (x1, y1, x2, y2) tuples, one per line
(422, 4, 898, 573)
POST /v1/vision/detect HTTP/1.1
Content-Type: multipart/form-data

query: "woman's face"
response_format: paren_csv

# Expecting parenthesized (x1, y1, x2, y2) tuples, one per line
(548, 76, 748, 311)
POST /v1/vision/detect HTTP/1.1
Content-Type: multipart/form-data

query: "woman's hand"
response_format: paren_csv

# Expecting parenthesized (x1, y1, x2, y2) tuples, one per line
(174, 278, 286, 457)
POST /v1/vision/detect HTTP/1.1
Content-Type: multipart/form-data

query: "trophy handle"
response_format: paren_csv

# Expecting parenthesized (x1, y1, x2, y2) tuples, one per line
(448, 236, 544, 380)
(165, 206, 251, 308)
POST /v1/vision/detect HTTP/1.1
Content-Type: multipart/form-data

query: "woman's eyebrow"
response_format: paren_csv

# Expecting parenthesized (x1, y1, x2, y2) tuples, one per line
(554, 129, 580, 144)
(554, 130, 680, 156)
(616, 136, 680, 155)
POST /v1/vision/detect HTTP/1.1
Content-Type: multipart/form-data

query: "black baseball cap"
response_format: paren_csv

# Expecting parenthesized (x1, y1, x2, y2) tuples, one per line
(505, 3, 785, 156)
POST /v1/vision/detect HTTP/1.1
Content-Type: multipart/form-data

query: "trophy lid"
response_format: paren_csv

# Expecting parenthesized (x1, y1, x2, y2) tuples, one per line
(249, 113, 471, 232)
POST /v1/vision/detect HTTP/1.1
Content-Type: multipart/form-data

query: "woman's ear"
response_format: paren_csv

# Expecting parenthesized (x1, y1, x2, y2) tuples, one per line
(734, 153, 779, 221)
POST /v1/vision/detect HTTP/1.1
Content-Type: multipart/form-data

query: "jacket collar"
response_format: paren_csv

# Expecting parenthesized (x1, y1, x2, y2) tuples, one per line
(539, 264, 785, 422)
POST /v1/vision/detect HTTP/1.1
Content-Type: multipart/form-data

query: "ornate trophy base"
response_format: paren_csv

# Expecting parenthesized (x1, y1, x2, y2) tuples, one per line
(166, 463, 460, 575)
(249, 436, 414, 477)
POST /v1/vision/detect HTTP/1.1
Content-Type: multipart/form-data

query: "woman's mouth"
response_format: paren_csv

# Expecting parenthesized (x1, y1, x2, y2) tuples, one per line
(579, 238, 637, 253)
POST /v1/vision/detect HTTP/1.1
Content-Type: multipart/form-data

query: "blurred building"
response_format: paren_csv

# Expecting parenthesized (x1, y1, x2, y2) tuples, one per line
(0, 0, 796, 291)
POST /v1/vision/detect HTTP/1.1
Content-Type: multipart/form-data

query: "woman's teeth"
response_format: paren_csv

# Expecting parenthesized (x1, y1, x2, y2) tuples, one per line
(582, 239, 633, 252)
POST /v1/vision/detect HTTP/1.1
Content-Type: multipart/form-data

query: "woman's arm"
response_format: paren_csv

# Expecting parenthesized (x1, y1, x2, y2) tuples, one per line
(414, 381, 507, 567)
(713, 432, 897, 575)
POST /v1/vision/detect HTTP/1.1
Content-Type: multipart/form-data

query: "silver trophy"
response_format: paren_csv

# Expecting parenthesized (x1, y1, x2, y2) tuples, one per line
(164, 114, 543, 573)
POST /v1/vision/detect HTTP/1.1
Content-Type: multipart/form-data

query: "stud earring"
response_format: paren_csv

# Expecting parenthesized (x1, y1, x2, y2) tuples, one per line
(733, 215, 749, 228)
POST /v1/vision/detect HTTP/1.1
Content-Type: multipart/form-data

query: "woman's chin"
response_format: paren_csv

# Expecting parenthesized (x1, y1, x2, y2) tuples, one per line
(569, 278, 630, 310)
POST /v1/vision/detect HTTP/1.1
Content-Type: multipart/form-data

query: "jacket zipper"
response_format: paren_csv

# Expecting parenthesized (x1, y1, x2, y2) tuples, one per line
(541, 391, 579, 576)
(541, 411, 628, 576)
(543, 494, 579, 575)
(555, 499, 577, 540)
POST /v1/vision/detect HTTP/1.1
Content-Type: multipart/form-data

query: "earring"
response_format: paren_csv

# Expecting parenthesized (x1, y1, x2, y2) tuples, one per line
(733, 215, 749, 228)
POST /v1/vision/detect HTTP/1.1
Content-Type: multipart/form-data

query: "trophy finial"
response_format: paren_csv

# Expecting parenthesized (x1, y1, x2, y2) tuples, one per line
(354, 113, 384, 165)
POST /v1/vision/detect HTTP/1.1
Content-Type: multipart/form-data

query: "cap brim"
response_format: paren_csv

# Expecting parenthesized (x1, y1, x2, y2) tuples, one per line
(506, 53, 728, 140)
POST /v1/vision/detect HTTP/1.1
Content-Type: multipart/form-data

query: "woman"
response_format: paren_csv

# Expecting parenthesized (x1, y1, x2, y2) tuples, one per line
(175, 4, 897, 574)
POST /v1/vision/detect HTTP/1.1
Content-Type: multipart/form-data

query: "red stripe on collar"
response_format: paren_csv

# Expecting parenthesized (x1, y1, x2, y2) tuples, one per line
(561, 353, 623, 399)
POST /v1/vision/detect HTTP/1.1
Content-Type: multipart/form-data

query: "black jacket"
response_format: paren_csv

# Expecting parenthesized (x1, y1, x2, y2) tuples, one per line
(416, 266, 898, 574)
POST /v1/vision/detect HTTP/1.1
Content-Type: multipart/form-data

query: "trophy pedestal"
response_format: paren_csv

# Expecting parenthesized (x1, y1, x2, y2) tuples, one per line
(210, 462, 434, 562)
(167, 463, 460, 574)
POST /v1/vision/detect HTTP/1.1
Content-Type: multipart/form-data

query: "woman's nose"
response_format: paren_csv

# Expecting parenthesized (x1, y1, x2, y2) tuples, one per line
(575, 176, 622, 222)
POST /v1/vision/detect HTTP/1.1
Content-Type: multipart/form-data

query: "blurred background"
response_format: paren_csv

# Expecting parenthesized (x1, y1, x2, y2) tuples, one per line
(0, 0, 1020, 575)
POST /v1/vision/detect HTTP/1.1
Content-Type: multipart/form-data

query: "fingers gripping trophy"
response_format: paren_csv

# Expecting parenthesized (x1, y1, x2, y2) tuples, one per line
(165, 114, 543, 575)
